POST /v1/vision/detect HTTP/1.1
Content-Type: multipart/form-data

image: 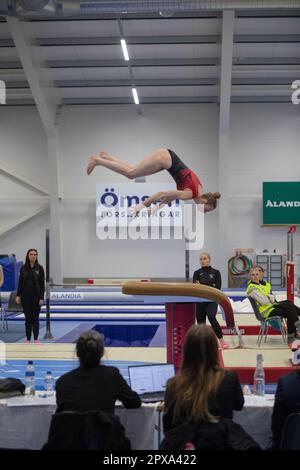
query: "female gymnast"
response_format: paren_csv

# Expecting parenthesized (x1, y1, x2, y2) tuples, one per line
(87, 148, 220, 213)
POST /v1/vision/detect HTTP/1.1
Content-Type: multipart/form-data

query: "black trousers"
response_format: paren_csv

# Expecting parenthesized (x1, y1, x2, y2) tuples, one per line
(196, 302, 223, 339)
(275, 300, 300, 317)
(21, 292, 41, 340)
(269, 300, 300, 335)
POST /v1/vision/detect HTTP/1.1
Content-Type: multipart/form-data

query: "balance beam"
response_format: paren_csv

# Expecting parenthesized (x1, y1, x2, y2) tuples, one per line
(122, 282, 243, 367)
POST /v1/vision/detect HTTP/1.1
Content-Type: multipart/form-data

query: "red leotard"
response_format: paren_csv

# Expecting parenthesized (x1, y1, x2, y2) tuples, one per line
(173, 169, 201, 199)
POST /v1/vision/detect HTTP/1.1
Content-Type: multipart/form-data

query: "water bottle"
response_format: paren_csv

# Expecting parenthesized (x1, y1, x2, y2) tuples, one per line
(25, 360, 35, 396)
(44, 371, 54, 397)
(253, 354, 265, 396)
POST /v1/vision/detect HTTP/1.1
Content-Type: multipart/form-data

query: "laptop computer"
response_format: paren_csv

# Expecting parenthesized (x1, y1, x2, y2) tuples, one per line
(128, 363, 175, 403)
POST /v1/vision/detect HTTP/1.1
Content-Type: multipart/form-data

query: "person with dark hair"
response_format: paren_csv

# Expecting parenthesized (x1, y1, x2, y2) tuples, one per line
(0, 264, 3, 289)
(55, 331, 141, 414)
(193, 252, 229, 349)
(15, 249, 45, 343)
(163, 324, 244, 433)
(87, 148, 220, 213)
(271, 369, 300, 449)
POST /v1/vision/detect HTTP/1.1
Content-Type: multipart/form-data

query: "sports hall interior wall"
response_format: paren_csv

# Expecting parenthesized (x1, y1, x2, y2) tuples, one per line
(0, 102, 299, 279)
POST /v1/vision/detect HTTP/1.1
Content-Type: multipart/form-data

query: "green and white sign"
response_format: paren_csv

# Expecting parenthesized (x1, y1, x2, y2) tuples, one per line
(263, 182, 300, 225)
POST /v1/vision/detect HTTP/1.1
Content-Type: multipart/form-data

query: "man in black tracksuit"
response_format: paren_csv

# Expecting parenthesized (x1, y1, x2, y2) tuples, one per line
(193, 252, 229, 349)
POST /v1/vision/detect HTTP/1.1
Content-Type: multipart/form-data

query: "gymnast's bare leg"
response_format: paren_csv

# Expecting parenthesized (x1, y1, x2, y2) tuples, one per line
(87, 148, 172, 179)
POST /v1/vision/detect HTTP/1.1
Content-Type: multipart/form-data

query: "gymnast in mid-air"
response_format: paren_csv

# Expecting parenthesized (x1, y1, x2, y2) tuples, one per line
(87, 148, 220, 213)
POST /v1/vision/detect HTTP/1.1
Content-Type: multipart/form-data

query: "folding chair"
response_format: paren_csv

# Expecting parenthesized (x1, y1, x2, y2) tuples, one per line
(0, 291, 23, 331)
(0, 293, 5, 332)
(248, 296, 287, 346)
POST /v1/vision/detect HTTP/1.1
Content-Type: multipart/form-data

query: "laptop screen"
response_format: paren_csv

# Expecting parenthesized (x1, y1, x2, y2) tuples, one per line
(128, 364, 175, 395)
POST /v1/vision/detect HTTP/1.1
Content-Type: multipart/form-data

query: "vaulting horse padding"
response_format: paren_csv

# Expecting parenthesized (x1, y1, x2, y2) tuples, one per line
(122, 282, 244, 367)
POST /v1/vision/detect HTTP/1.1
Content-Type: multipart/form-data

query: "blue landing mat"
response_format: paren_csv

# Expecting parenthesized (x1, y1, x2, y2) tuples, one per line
(0, 359, 151, 390)
(2, 321, 166, 347)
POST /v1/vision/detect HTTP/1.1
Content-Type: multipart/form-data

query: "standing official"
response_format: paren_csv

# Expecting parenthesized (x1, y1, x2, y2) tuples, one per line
(193, 252, 229, 349)
(16, 249, 45, 343)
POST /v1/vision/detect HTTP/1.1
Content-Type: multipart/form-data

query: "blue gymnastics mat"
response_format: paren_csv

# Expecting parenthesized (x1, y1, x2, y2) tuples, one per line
(0, 359, 152, 390)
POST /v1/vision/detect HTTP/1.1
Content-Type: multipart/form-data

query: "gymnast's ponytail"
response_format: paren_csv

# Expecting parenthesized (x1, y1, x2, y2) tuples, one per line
(202, 191, 221, 209)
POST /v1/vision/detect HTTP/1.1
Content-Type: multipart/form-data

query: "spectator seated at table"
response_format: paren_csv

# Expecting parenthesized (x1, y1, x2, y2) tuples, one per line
(160, 324, 257, 450)
(271, 369, 300, 449)
(55, 331, 141, 414)
(43, 409, 131, 450)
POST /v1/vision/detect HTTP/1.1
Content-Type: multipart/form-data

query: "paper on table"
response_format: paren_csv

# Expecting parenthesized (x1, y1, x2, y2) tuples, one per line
(244, 394, 274, 407)
(6, 395, 56, 407)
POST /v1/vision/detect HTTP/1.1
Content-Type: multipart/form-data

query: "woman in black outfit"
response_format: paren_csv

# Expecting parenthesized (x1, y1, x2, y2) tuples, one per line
(16, 248, 45, 343)
(163, 324, 244, 433)
(56, 331, 141, 414)
(193, 252, 229, 349)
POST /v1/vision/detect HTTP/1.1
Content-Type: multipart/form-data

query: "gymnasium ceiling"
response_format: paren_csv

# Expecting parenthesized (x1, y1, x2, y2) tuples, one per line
(0, 1, 300, 107)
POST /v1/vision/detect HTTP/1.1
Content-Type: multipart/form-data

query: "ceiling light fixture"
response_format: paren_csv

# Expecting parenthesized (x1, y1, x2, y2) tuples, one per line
(132, 88, 139, 105)
(120, 39, 130, 61)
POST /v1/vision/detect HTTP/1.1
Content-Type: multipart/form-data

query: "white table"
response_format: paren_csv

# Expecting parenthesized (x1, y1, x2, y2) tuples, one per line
(234, 395, 274, 449)
(0, 394, 274, 450)
(0, 395, 158, 450)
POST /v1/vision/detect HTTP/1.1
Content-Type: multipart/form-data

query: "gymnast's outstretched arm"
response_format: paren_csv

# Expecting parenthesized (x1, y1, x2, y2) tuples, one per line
(132, 189, 192, 213)
(145, 189, 192, 206)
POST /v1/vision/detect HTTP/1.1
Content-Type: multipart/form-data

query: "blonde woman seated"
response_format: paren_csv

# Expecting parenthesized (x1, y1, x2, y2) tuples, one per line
(163, 324, 244, 433)
(247, 267, 300, 346)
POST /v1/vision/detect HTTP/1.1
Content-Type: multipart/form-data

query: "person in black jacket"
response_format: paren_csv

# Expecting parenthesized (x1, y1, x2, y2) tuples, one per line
(193, 252, 229, 349)
(163, 324, 244, 433)
(271, 369, 300, 449)
(56, 331, 142, 414)
(16, 248, 45, 343)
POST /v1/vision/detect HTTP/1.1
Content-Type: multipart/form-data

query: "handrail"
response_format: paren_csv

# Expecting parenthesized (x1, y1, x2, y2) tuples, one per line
(122, 281, 235, 328)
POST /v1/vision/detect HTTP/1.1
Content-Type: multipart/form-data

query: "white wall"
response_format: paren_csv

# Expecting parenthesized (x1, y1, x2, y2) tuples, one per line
(228, 103, 300, 259)
(59, 104, 219, 278)
(0, 103, 299, 279)
(0, 107, 49, 268)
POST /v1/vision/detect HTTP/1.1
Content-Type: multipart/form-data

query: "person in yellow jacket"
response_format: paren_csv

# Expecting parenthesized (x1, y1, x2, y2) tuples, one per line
(247, 268, 300, 345)
(254, 264, 300, 317)
(253, 265, 272, 294)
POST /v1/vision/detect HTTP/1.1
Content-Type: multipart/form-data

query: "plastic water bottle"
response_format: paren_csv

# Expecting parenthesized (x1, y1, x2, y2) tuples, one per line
(25, 360, 35, 396)
(253, 354, 265, 396)
(44, 371, 54, 396)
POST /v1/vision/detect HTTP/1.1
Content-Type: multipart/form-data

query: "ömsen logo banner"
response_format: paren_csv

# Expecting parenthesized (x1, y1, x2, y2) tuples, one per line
(96, 183, 205, 250)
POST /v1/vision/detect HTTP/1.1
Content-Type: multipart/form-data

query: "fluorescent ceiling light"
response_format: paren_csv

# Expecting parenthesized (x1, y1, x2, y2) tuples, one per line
(132, 88, 139, 105)
(120, 39, 129, 61)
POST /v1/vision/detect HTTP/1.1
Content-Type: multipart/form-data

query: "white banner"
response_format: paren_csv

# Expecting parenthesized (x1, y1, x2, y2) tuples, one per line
(96, 183, 205, 250)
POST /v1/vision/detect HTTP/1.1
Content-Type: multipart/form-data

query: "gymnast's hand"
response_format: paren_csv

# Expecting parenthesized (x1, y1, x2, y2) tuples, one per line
(86, 155, 100, 175)
(15, 296, 21, 304)
(130, 203, 147, 215)
(150, 203, 166, 215)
